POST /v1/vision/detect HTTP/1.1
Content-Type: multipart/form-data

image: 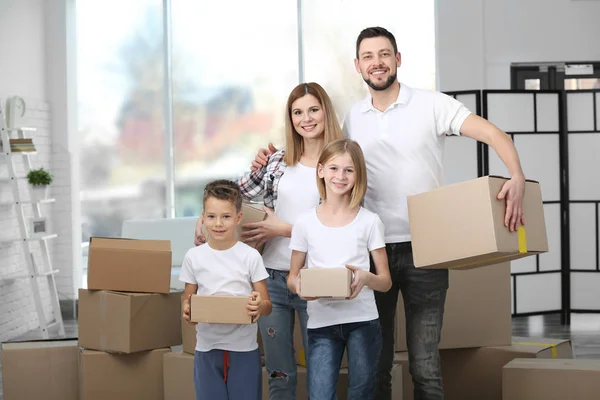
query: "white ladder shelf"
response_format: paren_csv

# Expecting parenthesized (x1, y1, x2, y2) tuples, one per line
(0, 100, 65, 339)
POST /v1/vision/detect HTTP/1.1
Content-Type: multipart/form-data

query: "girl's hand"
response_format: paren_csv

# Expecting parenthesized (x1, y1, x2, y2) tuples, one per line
(241, 207, 291, 247)
(183, 294, 197, 325)
(247, 291, 264, 323)
(345, 265, 371, 300)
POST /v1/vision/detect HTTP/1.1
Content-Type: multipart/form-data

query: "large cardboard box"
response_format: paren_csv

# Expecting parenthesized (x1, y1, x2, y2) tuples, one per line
(502, 358, 600, 400)
(395, 262, 511, 351)
(78, 289, 182, 353)
(190, 294, 252, 324)
(79, 348, 170, 400)
(1, 339, 79, 400)
(87, 237, 172, 293)
(408, 176, 548, 269)
(262, 364, 403, 399)
(300, 268, 352, 298)
(394, 336, 572, 400)
(163, 352, 195, 400)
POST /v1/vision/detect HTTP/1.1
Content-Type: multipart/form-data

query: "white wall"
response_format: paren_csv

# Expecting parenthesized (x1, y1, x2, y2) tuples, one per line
(0, 0, 46, 100)
(437, 0, 600, 90)
(0, 0, 77, 341)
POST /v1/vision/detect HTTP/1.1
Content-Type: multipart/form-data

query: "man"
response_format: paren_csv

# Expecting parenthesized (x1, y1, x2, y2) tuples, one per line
(342, 27, 525, 400)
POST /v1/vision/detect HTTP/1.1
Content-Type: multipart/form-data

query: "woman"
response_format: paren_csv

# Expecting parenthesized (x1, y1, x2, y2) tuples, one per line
(195, 82, 344, 399)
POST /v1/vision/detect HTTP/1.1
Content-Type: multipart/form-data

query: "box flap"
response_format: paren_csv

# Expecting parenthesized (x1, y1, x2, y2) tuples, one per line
(90, 237, 171, 252)
(1, 339, 78, 350)
(505, 358, 600, 371)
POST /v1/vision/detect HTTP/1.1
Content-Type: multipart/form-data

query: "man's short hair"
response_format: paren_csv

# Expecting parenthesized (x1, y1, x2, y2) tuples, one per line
(356, 26, 398, 58)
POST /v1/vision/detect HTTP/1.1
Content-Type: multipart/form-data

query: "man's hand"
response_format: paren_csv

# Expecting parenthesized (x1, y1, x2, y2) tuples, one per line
(251, 143, 278, 171)
(497, 174, 526, 232)
(183, 294, 197, 325)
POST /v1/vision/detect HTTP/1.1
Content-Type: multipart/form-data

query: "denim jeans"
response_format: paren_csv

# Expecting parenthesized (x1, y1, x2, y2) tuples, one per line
(372, 242, 448, 400)
(194, 349, 261, 400)
(258, 268, 309, 400)
(307, 319, 382, 400)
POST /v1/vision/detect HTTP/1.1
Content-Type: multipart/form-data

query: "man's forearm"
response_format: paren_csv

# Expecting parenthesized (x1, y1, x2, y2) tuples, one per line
(490, 130, 525, 178)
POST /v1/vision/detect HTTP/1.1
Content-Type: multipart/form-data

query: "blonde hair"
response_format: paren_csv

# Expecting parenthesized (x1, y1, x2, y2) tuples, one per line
(284, 82, 344, 166)
(316, 139, 367, 209)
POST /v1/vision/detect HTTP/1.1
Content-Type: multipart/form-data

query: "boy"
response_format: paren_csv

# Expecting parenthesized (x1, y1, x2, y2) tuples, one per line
(181, 179, 271, 400)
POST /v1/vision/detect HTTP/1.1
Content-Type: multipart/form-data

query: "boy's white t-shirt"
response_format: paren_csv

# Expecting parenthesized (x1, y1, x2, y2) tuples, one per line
(261, 162, 321, 271)
(179, 241, 269, 352)
(289, 207, 386, 329)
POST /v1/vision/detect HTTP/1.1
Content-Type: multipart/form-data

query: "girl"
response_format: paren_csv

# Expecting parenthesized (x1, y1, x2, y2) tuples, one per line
(287, 138, 391, 400)
(195, 82, 344, 399)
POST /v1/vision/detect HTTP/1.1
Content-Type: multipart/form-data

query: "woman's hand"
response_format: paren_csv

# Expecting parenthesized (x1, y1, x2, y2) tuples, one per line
(241, 207, 291, 247)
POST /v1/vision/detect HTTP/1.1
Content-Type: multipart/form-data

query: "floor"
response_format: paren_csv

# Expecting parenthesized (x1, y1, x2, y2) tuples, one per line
(1, 314, 599, 399)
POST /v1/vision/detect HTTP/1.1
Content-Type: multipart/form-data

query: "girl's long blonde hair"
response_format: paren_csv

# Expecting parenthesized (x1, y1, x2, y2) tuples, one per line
(317, 139, 368, 209)
(284, 83, 344, 166)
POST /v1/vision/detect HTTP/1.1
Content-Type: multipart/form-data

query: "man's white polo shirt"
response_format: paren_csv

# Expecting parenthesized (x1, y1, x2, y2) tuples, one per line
(343, 83, 472, 243)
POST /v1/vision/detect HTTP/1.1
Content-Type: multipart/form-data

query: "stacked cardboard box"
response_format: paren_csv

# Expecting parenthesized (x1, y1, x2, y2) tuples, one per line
(79, 237, 182, 400)
(392, 176, 558, 400)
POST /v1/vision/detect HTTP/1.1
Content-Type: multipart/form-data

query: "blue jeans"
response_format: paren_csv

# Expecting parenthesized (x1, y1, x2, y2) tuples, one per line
(258, 268, 309, 400)
(194, 349, 261, 400)
(372, 242, 448, 400)
(307, 319, 382, 400)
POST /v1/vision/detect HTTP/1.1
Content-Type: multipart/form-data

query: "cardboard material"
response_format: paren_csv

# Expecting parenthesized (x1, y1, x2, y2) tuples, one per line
(262, 364, 402, 400)
(190, 294, 252, 324)
(87, 237, 172, 293)
(163, 352, 195, 400)
(503, 358, 600, 400)
(395, 262, 512, 351)
(79, 348, 169, 400)
(394, 336, 572, 400)
(182, 296, 263, 355)
(408, 176, 548, 269)
(240, 203, 268, 249)
(1, 340, 79, 400)
(300, 268, 352, 298)
(78, 289, 182, 353)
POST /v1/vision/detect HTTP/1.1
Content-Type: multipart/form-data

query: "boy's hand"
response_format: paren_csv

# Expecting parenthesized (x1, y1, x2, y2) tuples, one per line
(183, 294, 197, 325)
(247, 291, 264, 323)
(346, 265, 369, 300)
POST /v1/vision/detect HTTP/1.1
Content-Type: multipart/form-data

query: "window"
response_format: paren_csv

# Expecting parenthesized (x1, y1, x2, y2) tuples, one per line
(170, 0, 299, 217)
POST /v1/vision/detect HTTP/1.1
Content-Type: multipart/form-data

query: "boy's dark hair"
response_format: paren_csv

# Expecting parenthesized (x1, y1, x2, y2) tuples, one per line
(356, 27, 398, 59)
(202, 179, 243, 212)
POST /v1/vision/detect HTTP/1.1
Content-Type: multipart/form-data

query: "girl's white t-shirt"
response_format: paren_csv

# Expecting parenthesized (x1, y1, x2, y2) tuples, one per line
(289, 207, 386, 329)
(261, 162, 321, 271)
(179, 242, 269, 352)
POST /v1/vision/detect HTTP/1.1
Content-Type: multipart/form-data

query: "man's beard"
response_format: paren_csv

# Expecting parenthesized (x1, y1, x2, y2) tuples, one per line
(364, 72, 397, 91)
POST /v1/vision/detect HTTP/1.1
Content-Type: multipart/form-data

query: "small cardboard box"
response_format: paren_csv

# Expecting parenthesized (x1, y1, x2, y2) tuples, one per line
(262, 364, 402, 400)
(239, 203, 267, 246)
(79, 348, 170, 400)
(163, 352, 195, 400)
(502, 358, 600, 400)
(1, 339, 79, 400)
(87, 237, 172, 293)
(408, 176, 548, 269)
(190, 294, 252, 324)
(78, 289, 182, 353)
(394, 336, 572, 400)
(300, 268, 352, 298)
(395, 262, 512, 351)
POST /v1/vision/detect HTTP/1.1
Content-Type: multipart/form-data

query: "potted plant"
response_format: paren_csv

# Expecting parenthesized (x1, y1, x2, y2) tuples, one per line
(27, 167, 53, 201)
